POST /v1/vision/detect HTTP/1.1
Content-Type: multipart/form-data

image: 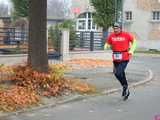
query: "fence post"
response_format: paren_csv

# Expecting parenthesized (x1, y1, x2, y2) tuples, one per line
(90, 31, 94, 51)
(13, 28, 15, 41)
(60, 29, 70, 61)
(80, 32, 84, 48)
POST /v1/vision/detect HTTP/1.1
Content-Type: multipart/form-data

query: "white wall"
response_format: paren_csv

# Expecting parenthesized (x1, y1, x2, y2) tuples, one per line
(123, 0, 160, 50)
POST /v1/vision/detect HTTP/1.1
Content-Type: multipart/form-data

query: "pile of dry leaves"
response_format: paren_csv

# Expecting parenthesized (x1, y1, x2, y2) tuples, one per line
(0, 63, 96, 112)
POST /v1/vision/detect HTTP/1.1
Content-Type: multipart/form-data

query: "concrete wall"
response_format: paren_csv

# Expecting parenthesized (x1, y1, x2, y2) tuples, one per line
(69, 51, 112, 61)
(123, 0, 160, 50)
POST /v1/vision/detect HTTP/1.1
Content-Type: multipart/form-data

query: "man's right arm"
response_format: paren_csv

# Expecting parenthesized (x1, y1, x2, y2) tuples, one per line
(104, 35, 112, 50)
(104, 43, 111, 50)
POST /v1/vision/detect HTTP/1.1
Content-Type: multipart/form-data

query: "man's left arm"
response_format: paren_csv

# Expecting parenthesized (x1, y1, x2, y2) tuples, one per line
(129, 37, 137, 55)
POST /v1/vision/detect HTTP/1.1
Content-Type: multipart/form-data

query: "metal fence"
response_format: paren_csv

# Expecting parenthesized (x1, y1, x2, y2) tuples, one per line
(0, 27, 28, 44)
(75, 31, 104, 51)
(0, 28, 105, 55)
(0, 27, 28, 54)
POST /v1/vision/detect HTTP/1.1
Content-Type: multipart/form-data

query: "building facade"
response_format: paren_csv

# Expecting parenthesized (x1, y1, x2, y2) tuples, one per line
(71, 0, 100, 32)
(71, 0, 160, 49)
(123, 0, 160, 50)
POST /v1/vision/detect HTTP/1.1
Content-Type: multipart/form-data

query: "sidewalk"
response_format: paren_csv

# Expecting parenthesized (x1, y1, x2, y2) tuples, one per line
(0, 54, 153, 117)
(0, 64, 153, 117)
(65, 66, 152, 93)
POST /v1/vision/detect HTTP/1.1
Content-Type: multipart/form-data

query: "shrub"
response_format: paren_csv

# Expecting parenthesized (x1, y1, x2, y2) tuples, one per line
(48, 20, 77, 51)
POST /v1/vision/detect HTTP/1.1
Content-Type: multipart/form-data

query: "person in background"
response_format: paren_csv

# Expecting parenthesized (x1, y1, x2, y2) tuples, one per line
(104, 22, 137, 101)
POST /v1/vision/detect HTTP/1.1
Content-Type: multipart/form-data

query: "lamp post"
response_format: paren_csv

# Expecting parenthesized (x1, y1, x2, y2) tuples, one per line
(115, 0, 117, 22)
(115, 0, 123, 26)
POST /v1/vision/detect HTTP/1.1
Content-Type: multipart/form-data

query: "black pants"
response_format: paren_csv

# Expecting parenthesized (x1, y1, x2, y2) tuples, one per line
(113, 61, 129, 88)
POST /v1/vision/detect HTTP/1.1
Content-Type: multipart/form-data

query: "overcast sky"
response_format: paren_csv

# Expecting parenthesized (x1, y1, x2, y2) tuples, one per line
(0, 0, 70, 6)
(0, 0, 10, 4)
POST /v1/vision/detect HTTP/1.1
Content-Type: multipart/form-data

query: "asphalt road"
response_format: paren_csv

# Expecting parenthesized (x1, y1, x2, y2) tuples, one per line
(1, 54, 160, 120)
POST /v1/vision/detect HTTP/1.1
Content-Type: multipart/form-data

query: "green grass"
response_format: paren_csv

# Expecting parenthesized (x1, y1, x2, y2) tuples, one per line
(135, 49, 160, 54)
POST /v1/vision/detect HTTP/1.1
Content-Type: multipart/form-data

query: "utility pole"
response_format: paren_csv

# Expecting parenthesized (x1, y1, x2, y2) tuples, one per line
(115, 0, 123, 26)
(115, 0, 117, 22)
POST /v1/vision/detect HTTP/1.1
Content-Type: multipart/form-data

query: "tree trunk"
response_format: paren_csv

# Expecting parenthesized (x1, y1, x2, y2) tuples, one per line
(28, 0, 48, 73)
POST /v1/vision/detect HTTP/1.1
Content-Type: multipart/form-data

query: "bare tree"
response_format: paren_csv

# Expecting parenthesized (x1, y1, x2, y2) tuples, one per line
(47, 0, 70, 18)
(28, 0, 48, 73)
(0, 3, 9, 17)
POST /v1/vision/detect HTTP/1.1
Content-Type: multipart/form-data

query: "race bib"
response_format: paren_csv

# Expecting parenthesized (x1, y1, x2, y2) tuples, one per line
(113, 52, 122, 60)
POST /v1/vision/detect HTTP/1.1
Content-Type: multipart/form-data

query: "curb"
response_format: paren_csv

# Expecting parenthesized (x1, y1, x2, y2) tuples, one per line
(102, 69, 153, 95)
(130, 69, 153, 87)
(0, 69, 153, 117)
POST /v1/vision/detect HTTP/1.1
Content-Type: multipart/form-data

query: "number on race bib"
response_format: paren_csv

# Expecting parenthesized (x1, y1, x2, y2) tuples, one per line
(113, 52, 122, 60)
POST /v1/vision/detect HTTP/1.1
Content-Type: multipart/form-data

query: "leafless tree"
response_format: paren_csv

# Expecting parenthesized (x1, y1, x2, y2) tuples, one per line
(47, 0, 70, 18)
(0, 3, 9, 17)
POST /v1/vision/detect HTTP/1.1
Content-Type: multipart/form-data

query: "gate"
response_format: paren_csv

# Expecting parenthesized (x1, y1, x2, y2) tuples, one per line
(75, 31, 105, 51)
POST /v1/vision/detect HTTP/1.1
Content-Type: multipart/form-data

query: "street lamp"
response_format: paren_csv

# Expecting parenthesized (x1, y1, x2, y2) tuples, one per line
(115, 0, 123, 26)
(115, 0, 117, 22)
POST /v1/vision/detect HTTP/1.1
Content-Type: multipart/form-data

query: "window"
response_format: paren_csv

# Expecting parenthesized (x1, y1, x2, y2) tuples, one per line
(92, 22, 96, 29)
(78, 13, 86, 18)
(152, 11, 160, 21)
(88, 13, 92, 18)
(77, 12, 97, 31)
(125, 11, 132, 21)
(88, 20, 91, 29)
(78, 20, 86, 29)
